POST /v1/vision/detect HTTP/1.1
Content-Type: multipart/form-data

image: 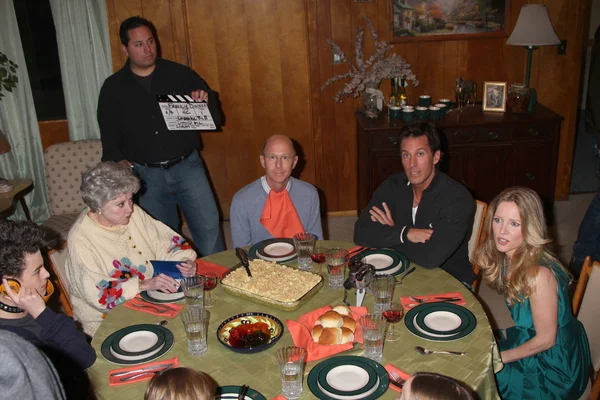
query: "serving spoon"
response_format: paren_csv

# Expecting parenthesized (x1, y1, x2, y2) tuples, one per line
(415, 346, 467, 356)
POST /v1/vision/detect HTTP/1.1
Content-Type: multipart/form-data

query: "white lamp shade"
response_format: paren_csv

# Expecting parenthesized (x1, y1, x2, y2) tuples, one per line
(506, 5, 561, 47)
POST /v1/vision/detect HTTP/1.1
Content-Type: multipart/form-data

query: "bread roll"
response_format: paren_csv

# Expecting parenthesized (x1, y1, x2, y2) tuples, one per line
(316, 311, 343, 328)
(340, 327, 354, 344)
(332, 305, 352, 316)
(318, 327, 341, 345)
(311, 325, 323, 342)
(342, 316, 357, 333)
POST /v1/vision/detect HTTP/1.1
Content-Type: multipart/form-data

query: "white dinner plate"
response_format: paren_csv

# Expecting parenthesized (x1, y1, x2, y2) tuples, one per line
(423, 311, 463, 332)
(256, 251, 297, 262)
(318, 377, 379, 400)
(362, 254, 394, 270)
(262, 242, 295, 257)
(119, 330, 159, 353)
(413, 315, 458, 338)
(326, 365, 370, 391)
(146, 290, 185, 302)
(109, 342, 165, 361)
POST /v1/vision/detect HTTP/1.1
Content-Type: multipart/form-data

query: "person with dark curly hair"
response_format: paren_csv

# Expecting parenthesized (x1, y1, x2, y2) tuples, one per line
(0, 220, 96, 397)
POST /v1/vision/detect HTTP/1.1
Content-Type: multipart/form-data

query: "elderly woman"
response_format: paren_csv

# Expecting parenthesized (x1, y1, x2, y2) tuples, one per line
(473, 187, 590, 399)
(66, 162, 197, 336)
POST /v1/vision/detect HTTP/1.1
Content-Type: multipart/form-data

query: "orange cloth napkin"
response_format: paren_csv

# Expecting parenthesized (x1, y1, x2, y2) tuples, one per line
(271, 396, 286, 400)
(384, 363, 411, 393)
(108, 356, 179, 387)
(286, 305, 368, 362)
(260, 189, 304, 238)
(195, 259, 229, 279)
(124, 295, 183, 317)
(400, 292, 466, 311)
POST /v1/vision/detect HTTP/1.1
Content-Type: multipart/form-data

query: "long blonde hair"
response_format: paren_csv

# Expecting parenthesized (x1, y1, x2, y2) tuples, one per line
(473, 187, 566, 305)
(144, 368, 216, 400)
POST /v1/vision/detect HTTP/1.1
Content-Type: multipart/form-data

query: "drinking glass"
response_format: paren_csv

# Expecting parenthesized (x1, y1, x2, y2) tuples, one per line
(293, 232, 317, 271)
(371, 275, 395, 315)
(200, 272, 218, 308)
(311, 246, 327, 274)
(325, 248, 348, 289)
(275, 346, 307, 400)
(180, 308, 210, 356)
(359, 313, 387, 362)
(382, 302, 404, 341)
(181, 275, 205, 308)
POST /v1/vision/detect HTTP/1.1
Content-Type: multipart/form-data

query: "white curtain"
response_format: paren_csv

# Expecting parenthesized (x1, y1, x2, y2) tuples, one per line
(0, 1, 50, 222)
(50, 0, 112, 140)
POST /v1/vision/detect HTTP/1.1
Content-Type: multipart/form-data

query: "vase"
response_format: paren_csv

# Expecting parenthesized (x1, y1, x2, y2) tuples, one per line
(363, 83, 384, 119)
(507, 84, 531, 114)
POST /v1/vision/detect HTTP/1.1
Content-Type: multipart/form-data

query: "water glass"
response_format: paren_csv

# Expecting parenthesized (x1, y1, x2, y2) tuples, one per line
(325, 248, 348, 289)
(359, 313, 387, 362)
(293, 232, 317, 271)
(371, 275, 394, 315)
(181, 275, 205, 308)
(180, 308, 210, 356)
(275, 346, 306, 400)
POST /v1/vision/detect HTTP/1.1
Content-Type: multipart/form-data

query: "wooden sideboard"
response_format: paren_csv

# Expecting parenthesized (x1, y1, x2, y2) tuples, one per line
(356, 104, 563, 216)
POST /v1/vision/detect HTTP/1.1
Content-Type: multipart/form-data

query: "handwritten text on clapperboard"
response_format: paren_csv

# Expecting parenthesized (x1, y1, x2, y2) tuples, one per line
(157, 94, 216, 131)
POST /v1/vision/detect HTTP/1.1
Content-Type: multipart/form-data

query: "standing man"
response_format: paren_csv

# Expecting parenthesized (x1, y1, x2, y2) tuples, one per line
(354, 123, 475, 285)
(98, 16, 224, 256)
(230, 134, 323, 247)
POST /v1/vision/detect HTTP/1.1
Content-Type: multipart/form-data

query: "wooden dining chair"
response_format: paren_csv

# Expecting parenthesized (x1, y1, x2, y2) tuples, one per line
(572, 256, 600, 400)
(46, 244, 73, 317)
(469, 200, 488, 293)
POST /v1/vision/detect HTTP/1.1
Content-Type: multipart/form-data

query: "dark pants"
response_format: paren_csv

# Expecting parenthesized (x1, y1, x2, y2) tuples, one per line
(571, 191, 600, 277)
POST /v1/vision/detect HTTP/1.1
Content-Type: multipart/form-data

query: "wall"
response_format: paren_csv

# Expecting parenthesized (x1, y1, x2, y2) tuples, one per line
(103, 0, 590, 215)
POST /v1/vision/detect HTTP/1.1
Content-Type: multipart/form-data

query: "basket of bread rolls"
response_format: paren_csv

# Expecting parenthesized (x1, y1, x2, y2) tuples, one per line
(311, 305, 357, 345)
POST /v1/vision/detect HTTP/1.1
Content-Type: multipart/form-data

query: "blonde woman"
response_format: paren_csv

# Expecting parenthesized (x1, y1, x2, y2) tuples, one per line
(474, 187, 590, 399)
(144, 368, 216, 400)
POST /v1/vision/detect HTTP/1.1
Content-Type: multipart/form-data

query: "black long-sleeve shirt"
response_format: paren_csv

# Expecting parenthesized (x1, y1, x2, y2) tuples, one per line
(98, 58, 222, 164)
(354, 171, 475, 283)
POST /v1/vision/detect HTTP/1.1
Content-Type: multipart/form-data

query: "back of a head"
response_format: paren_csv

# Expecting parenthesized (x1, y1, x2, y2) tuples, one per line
(0, 330, 66, 399)
(144, 368, 217, 400)
(409, 372, 476, 400)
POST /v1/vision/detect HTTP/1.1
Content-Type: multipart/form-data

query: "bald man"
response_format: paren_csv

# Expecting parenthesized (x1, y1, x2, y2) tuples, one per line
(230, 135, 323, 247)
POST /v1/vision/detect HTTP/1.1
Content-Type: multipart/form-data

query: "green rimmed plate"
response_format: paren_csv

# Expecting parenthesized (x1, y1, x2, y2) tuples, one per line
(416, 303, 471, 335)
(317, 358, 378, 397)
(215, 385, 266, 400)
(405, 303, 476, 341)
(250, 238, 297, 263)
(101, 324, 174, 365)
(359, 249, 408, 276)
(109, 324, 166, 357)
(308, 356, 389, 400)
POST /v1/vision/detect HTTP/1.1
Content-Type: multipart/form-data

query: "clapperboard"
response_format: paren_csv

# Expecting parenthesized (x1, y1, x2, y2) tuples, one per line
(157, 94, 216, 131)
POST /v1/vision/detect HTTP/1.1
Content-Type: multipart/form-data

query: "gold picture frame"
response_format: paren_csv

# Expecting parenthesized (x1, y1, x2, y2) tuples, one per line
(482, 81, 507, 112)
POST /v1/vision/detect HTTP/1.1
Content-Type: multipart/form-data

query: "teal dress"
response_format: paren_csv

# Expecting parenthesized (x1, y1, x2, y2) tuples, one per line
(496, 262, 591, 399)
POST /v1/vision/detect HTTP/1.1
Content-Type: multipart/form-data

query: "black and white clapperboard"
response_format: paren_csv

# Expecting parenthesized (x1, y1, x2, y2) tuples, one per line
(157, 94, 216, 131)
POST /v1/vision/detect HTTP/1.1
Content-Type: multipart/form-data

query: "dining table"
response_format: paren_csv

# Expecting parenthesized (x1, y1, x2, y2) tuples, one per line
(87, 240, 503, 399)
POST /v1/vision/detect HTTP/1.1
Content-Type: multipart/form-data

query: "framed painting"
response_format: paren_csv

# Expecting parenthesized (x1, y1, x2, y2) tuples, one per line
(389, 0, 510, 43)
(482, 81, 507, 112)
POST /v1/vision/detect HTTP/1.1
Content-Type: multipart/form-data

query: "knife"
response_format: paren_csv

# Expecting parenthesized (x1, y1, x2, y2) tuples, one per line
(424, 296, 463, 301)
(389, 379, 405, 389)
(235, 248, 252, 278)
(110, 362, 175, 377)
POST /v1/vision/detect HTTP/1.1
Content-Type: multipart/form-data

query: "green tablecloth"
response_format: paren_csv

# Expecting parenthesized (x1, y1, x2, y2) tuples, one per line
(88, 241, 502, 399)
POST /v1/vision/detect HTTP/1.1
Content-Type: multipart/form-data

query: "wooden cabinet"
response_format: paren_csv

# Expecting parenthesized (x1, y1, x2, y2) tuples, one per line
(356, 104, 563, 214)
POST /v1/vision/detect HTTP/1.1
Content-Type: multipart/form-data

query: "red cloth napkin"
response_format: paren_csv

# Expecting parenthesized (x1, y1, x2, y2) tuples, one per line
(123, 295, 183, 317)
(271, 396, 286, 400)
(400, 292, 466, 311)
(108, 356, 179, 386)
(195, 259, 229, 279)
(286, 305, 368, 363)
(260, 189, 304, 238)
(384, 363, 411, 393)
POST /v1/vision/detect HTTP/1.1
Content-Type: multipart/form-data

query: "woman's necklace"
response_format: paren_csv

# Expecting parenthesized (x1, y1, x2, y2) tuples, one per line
(0, 299, 23, 313)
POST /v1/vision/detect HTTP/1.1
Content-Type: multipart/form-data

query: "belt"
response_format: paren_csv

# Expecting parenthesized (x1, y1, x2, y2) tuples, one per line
(141, 150, 194, 169)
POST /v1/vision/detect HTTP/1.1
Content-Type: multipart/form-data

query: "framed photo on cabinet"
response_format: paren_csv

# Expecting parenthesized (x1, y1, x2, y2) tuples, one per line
(482, 81, 507, 112)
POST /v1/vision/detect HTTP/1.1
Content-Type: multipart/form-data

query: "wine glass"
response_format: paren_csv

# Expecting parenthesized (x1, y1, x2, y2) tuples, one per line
(311, 246, 327, 274)
(382, 302, 404, 341)
(201, 272, 218, 308)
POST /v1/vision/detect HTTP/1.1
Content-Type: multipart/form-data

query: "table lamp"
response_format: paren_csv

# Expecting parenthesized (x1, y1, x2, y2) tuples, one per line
(506, 4, 561, 111)
(0, 129, 12, 192)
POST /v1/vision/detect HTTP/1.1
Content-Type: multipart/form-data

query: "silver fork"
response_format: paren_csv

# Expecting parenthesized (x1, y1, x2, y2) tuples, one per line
(120, 365, 174, 381)
(131, 304, 169, 313)
(389, 369, 406, 388)
(408, 295, 460, 304)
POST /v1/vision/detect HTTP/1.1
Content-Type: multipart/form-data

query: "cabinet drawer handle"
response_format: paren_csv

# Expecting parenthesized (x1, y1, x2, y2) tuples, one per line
(528, 128, 540, 137)
(488, 131, 499, 140)
(388, 136, 398, 145)
(525, 172, 536, 181)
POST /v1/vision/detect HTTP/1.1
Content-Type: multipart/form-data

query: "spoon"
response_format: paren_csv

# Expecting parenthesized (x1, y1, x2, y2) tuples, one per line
(415, 346, 467, 356)
(157, 320, 168, 326)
